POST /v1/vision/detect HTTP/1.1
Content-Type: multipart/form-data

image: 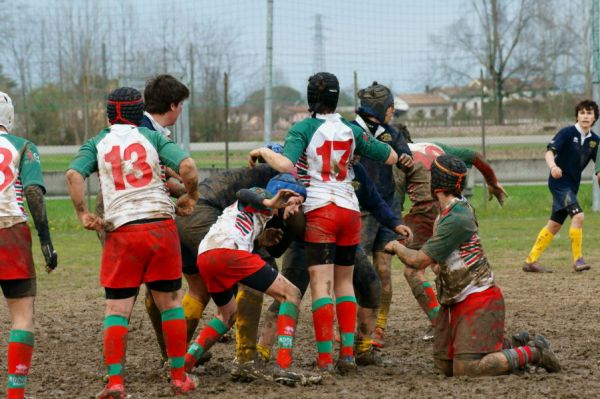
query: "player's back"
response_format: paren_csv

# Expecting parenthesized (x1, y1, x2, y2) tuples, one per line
(94, 125, 174, 230)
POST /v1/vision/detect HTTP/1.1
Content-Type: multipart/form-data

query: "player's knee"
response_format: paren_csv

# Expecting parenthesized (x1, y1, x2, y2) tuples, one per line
(572, 212, 585, 224)
(284, 284, 302, 306)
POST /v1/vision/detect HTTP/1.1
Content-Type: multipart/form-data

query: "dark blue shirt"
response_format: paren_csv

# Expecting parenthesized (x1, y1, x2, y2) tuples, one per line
(139, 114, 154, 131)
(547, 125, 599, 193)
(353, 162, 401, 231)
(352, 120, 411, 204)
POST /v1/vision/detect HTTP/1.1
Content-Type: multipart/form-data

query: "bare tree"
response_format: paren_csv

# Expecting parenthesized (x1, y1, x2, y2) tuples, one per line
(431, 0, 534, 124)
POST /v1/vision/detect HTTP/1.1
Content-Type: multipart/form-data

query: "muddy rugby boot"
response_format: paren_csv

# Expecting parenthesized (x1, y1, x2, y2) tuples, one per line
(530, 334, 561, 373)
(510, 331, 530, 348)
(171, 373, 198, 395)
(355, 346, 383, 366)
(573, 257, 591, 272)
(231, 357, 272, 382)
(372, 326, 385, 348)
(273, 365, 322, 386)
(96, 384, 126, 399)
(422, 326, 435, 342)
(522, 261, 552, 273)
(336, 356, 358, 375)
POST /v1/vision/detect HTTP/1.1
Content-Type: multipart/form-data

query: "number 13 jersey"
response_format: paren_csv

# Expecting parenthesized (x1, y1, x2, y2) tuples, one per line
(68, 125, 189, 230)
(282, 113, 392, 213)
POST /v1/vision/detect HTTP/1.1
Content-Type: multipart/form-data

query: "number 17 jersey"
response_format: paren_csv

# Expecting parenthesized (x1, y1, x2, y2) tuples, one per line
(282, 113, 392, 213)
(68, 125, 189, 230)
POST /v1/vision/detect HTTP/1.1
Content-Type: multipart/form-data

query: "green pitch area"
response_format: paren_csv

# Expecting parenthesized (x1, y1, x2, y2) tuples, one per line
(40, 151, 250, 171)
(32, 183, 600, 282)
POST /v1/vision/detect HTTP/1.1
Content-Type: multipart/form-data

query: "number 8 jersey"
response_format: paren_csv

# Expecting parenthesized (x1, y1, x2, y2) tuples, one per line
(0, 133, 45, 227)
(69, 125, 189, 230)
(282, 113, 392, 213)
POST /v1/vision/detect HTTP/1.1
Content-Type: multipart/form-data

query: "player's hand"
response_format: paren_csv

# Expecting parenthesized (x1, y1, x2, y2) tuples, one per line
(383, 240, 402, 255)
(257, 228, 284, 247)
(550, 165, 562, 179)
(487, 182, 508, 206)
(175, 193, 197, 216)
(41, 242, 57, 273)
(248, 148, 263, 168)
(398, 153, 414, 168)
(79, 212, 104, 231)
(394, 224, 413, 244)
(431, 263, 441, 274)
(265, 189, 303, 209)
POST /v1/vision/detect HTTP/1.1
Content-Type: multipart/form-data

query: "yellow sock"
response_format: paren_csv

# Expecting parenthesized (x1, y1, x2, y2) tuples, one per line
(256, 343, 271, 361)
(356, 335, 373, 354)
(569, 227, 583, 262)
(526, 227, 555, 264)
(235, 287, 263, 363)
(182, 292, 205, 320)
(376, 290, 392, 330)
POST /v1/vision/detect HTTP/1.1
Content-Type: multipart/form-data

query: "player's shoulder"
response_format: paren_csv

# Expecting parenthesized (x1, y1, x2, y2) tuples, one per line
(0, 132, 29, 150)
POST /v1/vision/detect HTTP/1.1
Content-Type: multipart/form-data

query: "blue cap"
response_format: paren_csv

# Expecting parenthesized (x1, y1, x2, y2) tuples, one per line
(266, 173, 307, 200)
(266, 142, 284, 154)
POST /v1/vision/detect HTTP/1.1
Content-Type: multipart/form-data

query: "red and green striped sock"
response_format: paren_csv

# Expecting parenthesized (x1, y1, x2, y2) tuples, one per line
(336, 296, 357, 358)
(502, 346, 541, 371)
(161, 307, 187, 382)
(276, 302, 298, 369)
(422, 281, 440, 322)
(6, 329, 34, 399)
(103, 315, 128, 388)
(312, 297, 334, 369)
(185, 317, 228, 370)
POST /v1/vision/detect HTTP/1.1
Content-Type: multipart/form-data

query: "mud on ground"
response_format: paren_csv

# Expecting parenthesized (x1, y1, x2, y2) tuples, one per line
(1, 258, 599, 399)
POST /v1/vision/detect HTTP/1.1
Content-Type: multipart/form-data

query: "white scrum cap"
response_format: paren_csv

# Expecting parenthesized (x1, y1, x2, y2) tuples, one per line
(0, 91, 14, 132)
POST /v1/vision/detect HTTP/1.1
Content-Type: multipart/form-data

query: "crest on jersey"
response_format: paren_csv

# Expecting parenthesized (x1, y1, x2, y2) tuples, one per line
(380, 133, 392, 142)
(590, 141, 597, 148)
(351, 180, 360, 191)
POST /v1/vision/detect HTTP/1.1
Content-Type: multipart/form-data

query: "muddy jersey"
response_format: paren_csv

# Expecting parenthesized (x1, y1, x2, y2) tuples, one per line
(395, 142, 476, 204)
(198, 164, 278, 209)
(282, 113, 391, 213)
(421, 198, 494, 305)
(0, 133, 45, 228)
(198, 188, 272, 254)
(69, 125, 188, 231)
(353, 115, 412, 205)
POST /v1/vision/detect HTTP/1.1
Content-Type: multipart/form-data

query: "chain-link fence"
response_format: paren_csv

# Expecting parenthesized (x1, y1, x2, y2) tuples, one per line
(0, 0, 594, 155)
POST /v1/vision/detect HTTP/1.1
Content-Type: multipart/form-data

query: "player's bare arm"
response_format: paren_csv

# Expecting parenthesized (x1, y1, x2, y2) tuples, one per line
(65, 169, 104, 231)
(472, 153, 508, 205)
(384, 147, 399, 165)
(24, 185, 58, 272)
(383, 240, 435, 270)
(174, 157, 199, 216)
(545, 150, 562, 179)
(248, 147, 294, 172)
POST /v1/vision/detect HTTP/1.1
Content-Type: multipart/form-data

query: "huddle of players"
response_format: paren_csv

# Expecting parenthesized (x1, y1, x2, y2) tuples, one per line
(5, 72, 591, 398)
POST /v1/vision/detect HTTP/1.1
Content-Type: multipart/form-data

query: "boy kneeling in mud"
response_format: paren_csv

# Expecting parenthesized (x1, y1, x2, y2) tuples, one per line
(384, 155, 561, 377)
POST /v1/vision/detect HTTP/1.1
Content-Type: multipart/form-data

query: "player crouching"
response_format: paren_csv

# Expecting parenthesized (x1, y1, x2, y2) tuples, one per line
(185, 175, 317, 385)
(384, 155, 561, 377)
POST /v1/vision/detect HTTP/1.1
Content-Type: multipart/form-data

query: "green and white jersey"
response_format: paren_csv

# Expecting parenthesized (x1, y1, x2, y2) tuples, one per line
(283, 113, 391, 213)
(68, 125, 188, 231)
(421, 198, 494, 305)
(0, 132, 45, 228)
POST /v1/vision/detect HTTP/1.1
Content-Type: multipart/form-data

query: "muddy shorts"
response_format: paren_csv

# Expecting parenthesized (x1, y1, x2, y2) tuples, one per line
(101, 219, 182, 289)
(404, 201, 440, 250)
(197, 248, 270, 294)
(304, 203, 361, 246)
(0, 222, 35, 281)
(550, 188, 582, 225)
(360, 196, 401, 253)
(176, 200, 223, 275)
(433, 285, 505, 361)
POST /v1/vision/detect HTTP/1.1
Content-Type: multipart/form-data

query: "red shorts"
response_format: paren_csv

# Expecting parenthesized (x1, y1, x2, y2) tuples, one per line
(433, 285, 505, 360)
(404, 201, 440, 250)
(101, 219, 182, 288)
(197, 248, 266, 293)
(304, 203, 361, 246)
(0, 223, 35, 280)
